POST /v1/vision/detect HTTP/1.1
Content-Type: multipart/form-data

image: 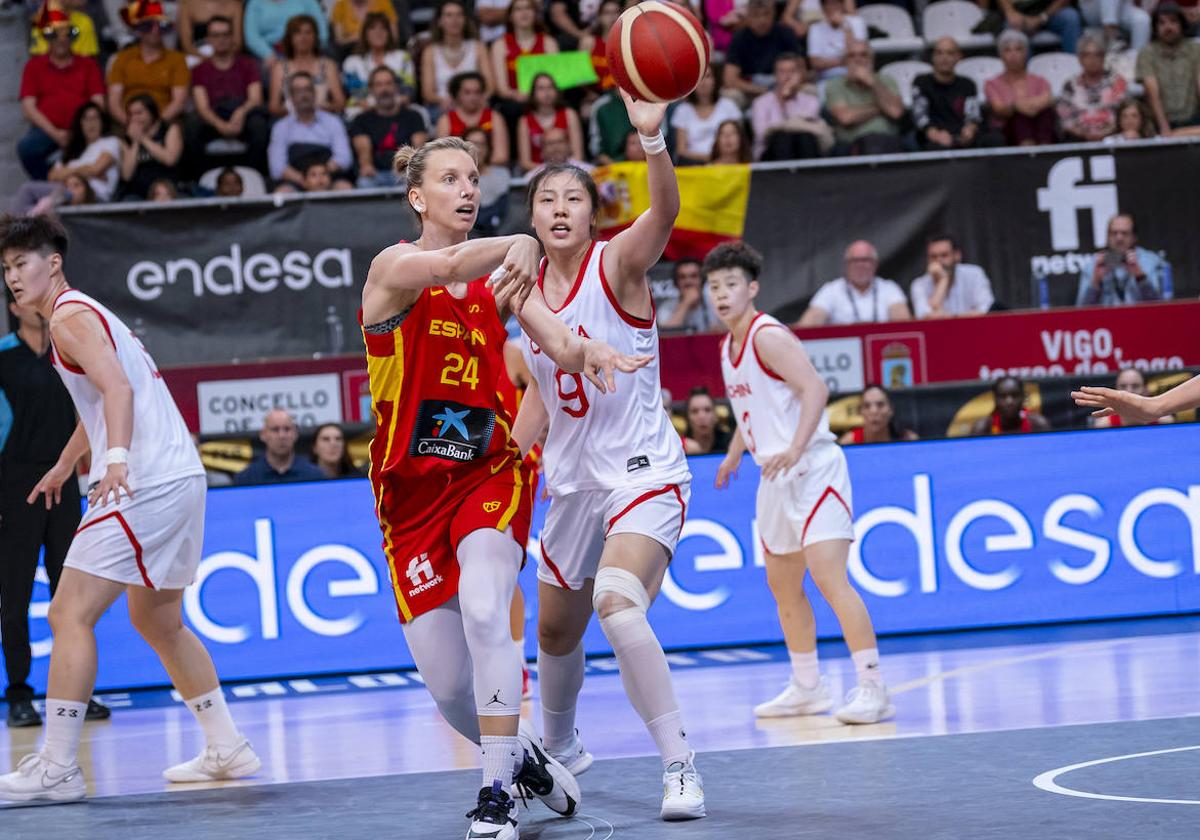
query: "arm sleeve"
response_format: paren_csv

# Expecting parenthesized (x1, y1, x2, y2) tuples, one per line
(268, 121, 288, 179)
(329, 117, 353, 169)
(1076, 260, 1099, 306)
(808, 281, 837, 313)
(973, 268, 995, 312)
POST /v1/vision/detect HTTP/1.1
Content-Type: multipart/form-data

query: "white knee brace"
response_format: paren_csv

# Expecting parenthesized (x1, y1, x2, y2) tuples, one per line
(592, 567, 651, 616)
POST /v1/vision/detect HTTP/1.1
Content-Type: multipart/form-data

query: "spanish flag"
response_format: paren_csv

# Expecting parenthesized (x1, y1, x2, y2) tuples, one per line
(593, 162, 750, 261)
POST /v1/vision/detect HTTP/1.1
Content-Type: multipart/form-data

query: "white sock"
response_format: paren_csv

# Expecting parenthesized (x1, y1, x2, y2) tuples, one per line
(538, 644, 584, 753)
(42, 699, 87, 766)
(514, 637, 526, 666)
(184, 687, 242, 749)
(480, 735, 520, 794)
(788, 649, 820, 689)
(646, 710, 691, 768)
(851, 648, 884, 687)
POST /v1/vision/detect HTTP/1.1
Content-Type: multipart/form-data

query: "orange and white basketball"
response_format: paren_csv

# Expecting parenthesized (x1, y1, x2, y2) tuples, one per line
(605, 1, 710, 104)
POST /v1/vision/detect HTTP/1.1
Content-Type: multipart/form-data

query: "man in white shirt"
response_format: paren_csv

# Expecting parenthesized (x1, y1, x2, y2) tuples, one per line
(806, 0, 868, 81)
(797, 239, 912, 326)
(909, 235, 995, 319)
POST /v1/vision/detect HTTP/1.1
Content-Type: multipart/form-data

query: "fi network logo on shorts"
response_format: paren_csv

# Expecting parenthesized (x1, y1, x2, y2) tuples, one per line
(408, 400, 496, 463)
(405, 552, 443, 597)
(1030, 155, 1118, 277)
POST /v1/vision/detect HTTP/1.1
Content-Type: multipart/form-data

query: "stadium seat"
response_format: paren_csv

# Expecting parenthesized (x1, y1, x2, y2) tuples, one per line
(199, 166, 268, 198)
(956, 55, 1003, 96)
(859, 5, 926, 57)
(880, 59, 933, 106)
(921, 1, 996, 52)
(1028, 51, 1081, 97)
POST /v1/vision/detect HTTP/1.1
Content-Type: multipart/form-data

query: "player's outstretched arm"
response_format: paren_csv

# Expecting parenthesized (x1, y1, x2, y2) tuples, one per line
(755, 327, 829, 481)
(1072, 374, 1200, 423)
(603, 90, 680, 294)
(512, 378, 549, 457)
(517, 295, 652, 392)
(51, 305, 134, 506)
(368, 234, 541, 293)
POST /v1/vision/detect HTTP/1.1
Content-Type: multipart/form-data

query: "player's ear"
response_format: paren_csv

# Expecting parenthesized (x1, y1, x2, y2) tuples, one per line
(749, 279, 759, 300)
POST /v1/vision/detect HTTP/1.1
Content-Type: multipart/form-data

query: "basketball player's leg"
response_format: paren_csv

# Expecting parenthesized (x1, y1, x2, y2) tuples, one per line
(401, 597, 481, 744)
(510, 585, 531, 700)
(536, 579, 593, 767)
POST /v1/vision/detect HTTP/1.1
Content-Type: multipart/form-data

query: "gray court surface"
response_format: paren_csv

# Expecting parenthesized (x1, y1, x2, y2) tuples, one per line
(3, 716, 1198, 839)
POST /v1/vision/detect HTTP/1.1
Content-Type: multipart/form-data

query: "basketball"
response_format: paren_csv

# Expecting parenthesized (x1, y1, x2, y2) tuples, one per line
(605, 1, 710, 104)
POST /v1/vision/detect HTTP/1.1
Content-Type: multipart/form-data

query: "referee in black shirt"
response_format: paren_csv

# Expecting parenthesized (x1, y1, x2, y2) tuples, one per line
(0, 290, 109, 726)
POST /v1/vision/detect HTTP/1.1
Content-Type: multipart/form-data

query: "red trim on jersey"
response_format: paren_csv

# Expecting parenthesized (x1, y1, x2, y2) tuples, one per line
(605, 484, 685, 537)
(991, 410, 1032, 434)
(51, 293, 117, 374)
(801, 485, 852, 546)
(539, 241, 594, 313)
(750, 324, 788, 381)
(76, 510, 153, 589)
(540, 541, 572, 590)
(598, 247, 655, 328)
(729, 312, 768, 369)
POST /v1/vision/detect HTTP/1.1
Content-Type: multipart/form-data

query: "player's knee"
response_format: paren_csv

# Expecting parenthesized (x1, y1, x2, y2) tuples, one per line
(458, 587, 509, 646)
(130, 609, 182, 649)
(47, 596, 92, 635)
(592, 567, 650, 621)
(537, 616, 579, 655)
(808, 562, 849, 597)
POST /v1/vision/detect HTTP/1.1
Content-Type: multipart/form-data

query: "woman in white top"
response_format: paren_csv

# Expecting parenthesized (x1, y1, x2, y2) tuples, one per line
(342, 12, 417, 118)
(421, 0, 495, 112)
(11, 102, 121, 214)
(669, 65, 742, 164)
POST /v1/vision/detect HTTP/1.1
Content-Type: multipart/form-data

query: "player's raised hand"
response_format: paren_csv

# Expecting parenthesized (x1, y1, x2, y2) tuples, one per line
(89, 463, 133, 508)
(760, 445, 806, 482)
(715, 452, 740, 489)
(581, 339, 652, 394)
(1071, 385, 1160, 423)
(26, 462, 74, 510)
(490, 235, 542, 313)
(618, 88, 668, 139)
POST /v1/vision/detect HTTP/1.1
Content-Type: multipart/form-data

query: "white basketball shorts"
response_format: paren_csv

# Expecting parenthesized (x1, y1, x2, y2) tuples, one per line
(537, 481, 691, 590)
(65, 474, 206, 590)
(756, 446, 854, 555)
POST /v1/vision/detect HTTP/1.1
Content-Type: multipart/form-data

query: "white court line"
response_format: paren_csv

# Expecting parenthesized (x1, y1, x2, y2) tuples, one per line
(1032, 745, 1200, 805)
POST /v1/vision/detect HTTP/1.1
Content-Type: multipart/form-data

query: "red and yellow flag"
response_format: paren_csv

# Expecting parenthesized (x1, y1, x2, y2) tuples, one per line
(593, 162, 751, 261)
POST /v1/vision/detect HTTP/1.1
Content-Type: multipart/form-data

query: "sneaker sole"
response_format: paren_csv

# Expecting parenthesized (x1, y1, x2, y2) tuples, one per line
(661, 800, 707, 821)
(0, 784, 86, 802)
(753, 699, 834, 718)
(835, 703, 896, 725)
(163, 753, 262, 783)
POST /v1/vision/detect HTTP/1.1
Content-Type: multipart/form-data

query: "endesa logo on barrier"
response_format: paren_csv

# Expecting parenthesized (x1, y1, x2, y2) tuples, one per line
(24, 426, 1200, 691)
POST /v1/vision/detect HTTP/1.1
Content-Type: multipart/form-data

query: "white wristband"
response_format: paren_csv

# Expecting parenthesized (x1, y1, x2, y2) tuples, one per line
(106, 447, 129, 466)
(639, 131, 667, 156)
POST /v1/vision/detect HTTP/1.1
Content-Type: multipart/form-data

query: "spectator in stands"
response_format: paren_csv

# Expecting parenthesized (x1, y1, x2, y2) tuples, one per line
(797, 239, 912, 325)
(525, 126, 592, 180)
(330, 0, 398, 56)
(589, 88, 634, 163)
(17, 5, 104, 182)
(148, 177, 178, 200)
(658, 258, 722, 333)
(672, 65, 743, 165)
(477, 0, 509, 44)
(783, 0, 842, 40)
(267, 71, 354, 190)
(342, 13, 417, 119)
(1057, 35, 1128, 142)
(751, 53, 831, 160)
(465, 127, 511, 235)
(11, 102, 119, 215)
(243, 0, 328, 62)
(1078, 0, 1150, 52)
(1105, 98, 1156, 142)
(269, 15, 345, 116)
(807, 0, 866, 81)
(580, 0, 621, 98)
(682, 387, 733, 455)
(235, 409, 326, 484)
(215, 166, 244, 196)
(492, 0, 557, 111)
(1137, 4, 1200, 135)
(436, 71, 510, 165)
(711, 119, 753, 163)
(706, 0, 746, 53)
(351, 67, 428, 187)
(979, 0, 1081, 54)
(970, 376, 1051, 435)
(985, 30, 1055, 146)
(723, 0, 801, 103)
(26, 173, 96, 215)
(839, 384, 918, 445)
(176, 0, 244, 60)
(421, 0, 495, 113)
(188, 15, 270, 176)
(29, 0, 98, 58)
(1090, 368, 1174, 427)
(910, 235, 996, 319)
(825, 41, 905, 155)
(546, 0, 590, 49)
(914, 38, 993, 150)
(623, 129, 648, 162)
(1075, 213, 1163, 306)
(117, 93, 184, 200)
(107, 0, 190, 126)
(517, 73, 584, 172)
(310, 423, 361, 477)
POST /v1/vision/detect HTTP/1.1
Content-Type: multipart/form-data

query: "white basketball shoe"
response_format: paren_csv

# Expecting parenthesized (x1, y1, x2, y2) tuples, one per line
(548, 729, 594, 776)
(163, 737, 262, 782)
(753, 676, 835, 718)
(835, 683, 895, 725)
(661, 751, 706, 820)
(0, 752, 86, 802)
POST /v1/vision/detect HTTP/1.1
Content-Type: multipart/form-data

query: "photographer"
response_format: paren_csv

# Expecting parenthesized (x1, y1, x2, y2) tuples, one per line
(1076, 213, 1163, 307)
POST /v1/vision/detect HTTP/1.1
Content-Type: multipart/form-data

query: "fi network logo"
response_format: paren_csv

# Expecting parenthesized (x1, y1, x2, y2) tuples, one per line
(1036, 156, 1119, 251)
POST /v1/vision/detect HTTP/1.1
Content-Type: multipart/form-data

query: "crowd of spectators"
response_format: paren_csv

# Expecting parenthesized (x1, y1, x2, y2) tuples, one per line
(15, 0, 1200, 213)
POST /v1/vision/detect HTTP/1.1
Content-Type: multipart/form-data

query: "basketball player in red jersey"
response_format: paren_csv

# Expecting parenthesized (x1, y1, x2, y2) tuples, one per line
(509, 91, 706, 821)
(362, 136, 648, 840)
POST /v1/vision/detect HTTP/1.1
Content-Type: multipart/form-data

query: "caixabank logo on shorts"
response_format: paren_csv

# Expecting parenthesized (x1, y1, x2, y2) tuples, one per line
(408, 399, 496, 462)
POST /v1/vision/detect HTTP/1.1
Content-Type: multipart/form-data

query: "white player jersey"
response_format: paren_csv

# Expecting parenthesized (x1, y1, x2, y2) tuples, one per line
(50, 289, 203, 490)
(720, 312, 836, 465)
(524, 241, 690, 495)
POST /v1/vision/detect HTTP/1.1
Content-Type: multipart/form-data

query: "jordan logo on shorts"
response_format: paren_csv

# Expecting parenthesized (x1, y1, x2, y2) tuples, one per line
(482, 501, 501, 513)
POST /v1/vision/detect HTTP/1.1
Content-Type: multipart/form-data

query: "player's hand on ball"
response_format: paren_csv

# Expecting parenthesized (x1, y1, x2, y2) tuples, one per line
(760, 445, 805, 481)
(715, 453, 740, 489)
(26, 462, 74, 510)
(1071, 386, 1159, 423)
(90, 463, 133, 508)
(581, 339, 652, 394)
(618, 88, 668, 138)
